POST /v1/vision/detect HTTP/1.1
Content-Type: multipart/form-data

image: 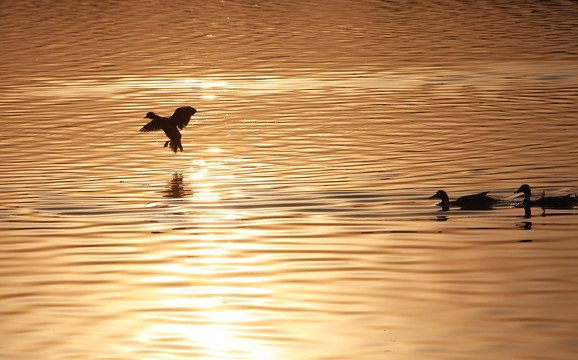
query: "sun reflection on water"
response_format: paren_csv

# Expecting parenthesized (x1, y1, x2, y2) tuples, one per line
(139, 155, 278, 359)
(139, 252, 276, 360)
(138, 322, 276, 360)
(156, 157, 250, 223)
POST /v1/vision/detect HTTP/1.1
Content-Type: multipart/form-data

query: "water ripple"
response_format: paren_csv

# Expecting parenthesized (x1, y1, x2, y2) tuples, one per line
(1, 0, 578, 359)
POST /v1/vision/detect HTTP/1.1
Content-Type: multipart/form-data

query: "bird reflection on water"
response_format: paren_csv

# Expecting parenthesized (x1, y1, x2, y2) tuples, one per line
(163, 172, 192, 198)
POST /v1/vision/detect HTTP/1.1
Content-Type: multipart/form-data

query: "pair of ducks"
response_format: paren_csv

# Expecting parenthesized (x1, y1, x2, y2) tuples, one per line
(430, 184, 577, 211)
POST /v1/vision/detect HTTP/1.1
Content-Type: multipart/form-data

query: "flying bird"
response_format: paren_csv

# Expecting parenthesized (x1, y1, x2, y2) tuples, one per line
(140, 106, 197, 153)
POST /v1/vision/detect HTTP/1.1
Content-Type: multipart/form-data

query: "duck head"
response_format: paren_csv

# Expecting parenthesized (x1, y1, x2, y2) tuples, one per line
(429, 190, 449, 201)
(514, 184, 532, 206)
(515, 184, 531, 196)
(429, 190, 450, 211)
(144, 112, 157, 119)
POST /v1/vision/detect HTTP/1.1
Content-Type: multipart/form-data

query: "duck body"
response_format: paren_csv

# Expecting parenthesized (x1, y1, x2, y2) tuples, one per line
(430, 190, 498, 211)
(515, 184, 577, 209)
(140, 106, 197, 153)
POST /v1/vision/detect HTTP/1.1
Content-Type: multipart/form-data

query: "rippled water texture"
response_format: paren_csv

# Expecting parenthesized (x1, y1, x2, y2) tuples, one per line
(1, 0, 578, 359)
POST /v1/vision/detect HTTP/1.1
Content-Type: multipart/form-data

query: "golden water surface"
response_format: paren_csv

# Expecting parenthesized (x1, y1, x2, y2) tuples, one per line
(1, 0, 578, 359)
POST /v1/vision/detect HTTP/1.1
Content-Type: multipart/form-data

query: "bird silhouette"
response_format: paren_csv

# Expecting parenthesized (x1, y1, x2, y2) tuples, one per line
(429, 190, 498, 211)
(514, 184, 577, 209)
(140, 106, 197, 153)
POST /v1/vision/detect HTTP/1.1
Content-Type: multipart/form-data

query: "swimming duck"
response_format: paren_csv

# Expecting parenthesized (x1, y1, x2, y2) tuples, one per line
(514, 184, 577, 209)
(140, 106, 197, 153)
(429, 190, 498, 211)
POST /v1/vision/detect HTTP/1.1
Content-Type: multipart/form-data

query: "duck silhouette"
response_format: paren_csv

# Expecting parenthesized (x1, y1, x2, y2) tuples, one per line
(140, 106, 197, 153)
(429, 190, 498, 211)
(514, 184, 577, 209)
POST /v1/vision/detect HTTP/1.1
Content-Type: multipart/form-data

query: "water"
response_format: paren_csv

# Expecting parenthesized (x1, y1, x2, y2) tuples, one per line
(1, 0, 578, 359)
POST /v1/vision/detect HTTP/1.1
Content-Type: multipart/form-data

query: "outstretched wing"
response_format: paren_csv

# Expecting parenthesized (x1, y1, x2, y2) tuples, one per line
(140, 119, 164, 132)
(170, 106, 196, 130)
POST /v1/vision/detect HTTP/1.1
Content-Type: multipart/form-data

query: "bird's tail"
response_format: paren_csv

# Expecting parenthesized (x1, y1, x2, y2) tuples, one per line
(166, 139, 183, 153)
